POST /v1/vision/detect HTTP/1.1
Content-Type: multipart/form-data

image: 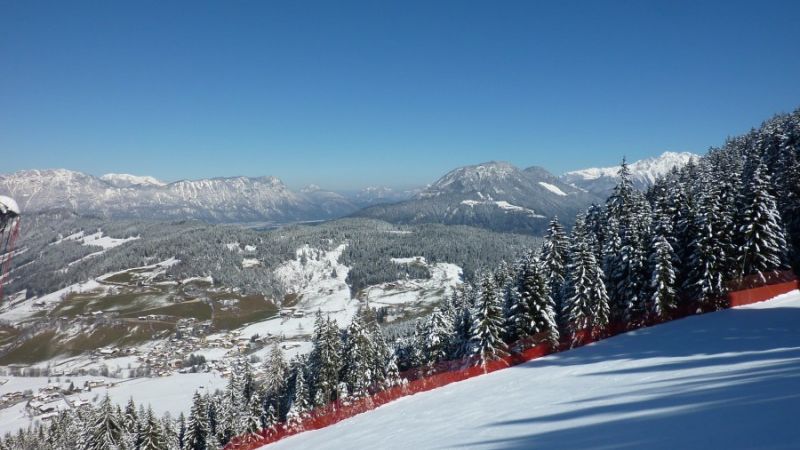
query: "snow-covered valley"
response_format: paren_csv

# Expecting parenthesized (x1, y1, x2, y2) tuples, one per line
(0, 238, 464, 435)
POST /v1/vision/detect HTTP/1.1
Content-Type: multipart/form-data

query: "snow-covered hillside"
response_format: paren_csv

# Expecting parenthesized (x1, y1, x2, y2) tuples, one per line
(266, 290, 800, 450)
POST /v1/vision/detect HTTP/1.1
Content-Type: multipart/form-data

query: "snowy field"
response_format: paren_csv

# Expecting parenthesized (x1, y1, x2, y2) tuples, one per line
(0, 373, 227, 435)
(266, 290, 800, 450)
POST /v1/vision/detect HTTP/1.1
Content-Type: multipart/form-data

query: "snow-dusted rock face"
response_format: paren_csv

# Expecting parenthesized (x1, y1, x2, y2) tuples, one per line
(561, 151, 699, 196)
(0, 169, 359, 223)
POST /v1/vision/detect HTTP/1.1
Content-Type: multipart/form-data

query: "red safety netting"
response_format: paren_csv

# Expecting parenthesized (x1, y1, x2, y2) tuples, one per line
(225, 270, 799, 450)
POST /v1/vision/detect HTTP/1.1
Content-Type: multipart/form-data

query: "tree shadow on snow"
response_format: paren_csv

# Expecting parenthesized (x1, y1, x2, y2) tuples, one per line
(456, 307, 800, 449)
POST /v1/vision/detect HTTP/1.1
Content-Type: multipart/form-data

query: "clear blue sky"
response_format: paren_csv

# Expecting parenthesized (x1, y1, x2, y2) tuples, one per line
(2, 1, 799, 190)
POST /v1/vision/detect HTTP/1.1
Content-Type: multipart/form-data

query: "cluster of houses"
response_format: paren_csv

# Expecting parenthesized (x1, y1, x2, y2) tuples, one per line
(0, 378, 112, 421)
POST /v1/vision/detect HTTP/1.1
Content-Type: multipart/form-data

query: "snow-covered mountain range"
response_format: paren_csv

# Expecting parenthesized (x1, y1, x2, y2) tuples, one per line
(0, 169, 361, 223)
(0, 152, 696, 227)
(562, 151, 699, 196)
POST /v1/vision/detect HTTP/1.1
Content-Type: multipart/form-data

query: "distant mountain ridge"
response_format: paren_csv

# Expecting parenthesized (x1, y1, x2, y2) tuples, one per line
(561, 151, 699, 196)
(1, 151, 696, 228)
(353, 152, 697, 234)
(0, 169, 362, 223)
(353, 161, 603, 234)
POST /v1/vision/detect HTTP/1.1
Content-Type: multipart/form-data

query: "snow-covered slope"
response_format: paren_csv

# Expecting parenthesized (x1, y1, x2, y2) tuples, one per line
(562, 151, 699, 196)
(266, 290, 800, 450)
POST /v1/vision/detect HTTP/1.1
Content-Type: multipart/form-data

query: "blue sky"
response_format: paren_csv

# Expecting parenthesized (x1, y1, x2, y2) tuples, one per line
(1, 1, 799, 190)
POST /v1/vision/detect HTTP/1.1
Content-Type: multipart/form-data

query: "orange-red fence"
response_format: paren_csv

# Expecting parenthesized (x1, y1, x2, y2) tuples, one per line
(225, 270, 798, 450)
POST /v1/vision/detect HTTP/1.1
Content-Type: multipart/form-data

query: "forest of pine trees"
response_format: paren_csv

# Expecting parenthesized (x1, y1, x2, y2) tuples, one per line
(3, 109, 800, 449)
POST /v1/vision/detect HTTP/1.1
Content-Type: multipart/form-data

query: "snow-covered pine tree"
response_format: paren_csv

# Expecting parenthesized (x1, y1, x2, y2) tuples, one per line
(516, 252, 559, 347)
(159, 412, 178, 450)
(243, 392, 263, 439)
(185, 392, 209, 450)
(648, 234, 678, 320)
(420, 307, 453, 371)
(584, 204, 607, 262)
(263, 343, 289, 421)
(540, 217, 569, 311)
(286, 367, 311, 431)
(778, 146, 800, 268)
(563, 216, 610, 343)
(686, 180, 727, 310)
(341, 312, 375, 398)
(470, 274, 508, 367)
(218, 367, 245, 445)
(309, 312, 342, 407)
(739, 162, 788, 281)
(176, 412, 187, 450)
(368, 319, 397, 389)
(138, 407, 166, 450)
(506, 256, 534, 343)
(263, 404, 278, 438)
(122, 397, 138, 436)
(501, 267, 523, 342)
(614, 223, 649, 328)
(84, 395, 124, 450)
(241, 358, 256, 404)
(604, 159, 652, 327)
(447, 285, 474, 359)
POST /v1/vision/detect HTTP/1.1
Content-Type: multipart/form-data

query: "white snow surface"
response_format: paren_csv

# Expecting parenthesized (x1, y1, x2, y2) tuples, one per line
(459, 199, 546, 218)
(538, 181, 568, 196)
(0, 195, 20, 214)
(266, 290, 800, 450)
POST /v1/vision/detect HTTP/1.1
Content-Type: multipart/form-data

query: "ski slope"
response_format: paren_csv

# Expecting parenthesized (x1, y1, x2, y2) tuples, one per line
(266, 290, 800, 450)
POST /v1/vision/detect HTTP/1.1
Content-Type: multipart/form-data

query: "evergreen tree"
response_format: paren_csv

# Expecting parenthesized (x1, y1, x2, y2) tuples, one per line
(540, 217, 569, 311)
(177, 413, 187, 450)
(243, 393, 263, 439)
(739, 162, 788, 281)
(122, 397, 138, 436)
(648, 234, 678, 319)
(138, 407, 166, 450)
(263, 344, 289, 421)
(563, 217, 610, 343)
(686, 182, 727, 309)
(341, 313, 374, 398)
(308, 312, 343, 407)
(516, 253, 559, 347)
(470, 274, 508, 367)
(420, 307, 453, 371)
(84, 395, 124, 450)
(185, 392, 209, 450)
(286, 368, 310, 431)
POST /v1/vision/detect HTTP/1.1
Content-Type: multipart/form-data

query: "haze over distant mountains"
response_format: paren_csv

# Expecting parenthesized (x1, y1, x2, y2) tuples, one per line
(0, 151, 698, 229)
